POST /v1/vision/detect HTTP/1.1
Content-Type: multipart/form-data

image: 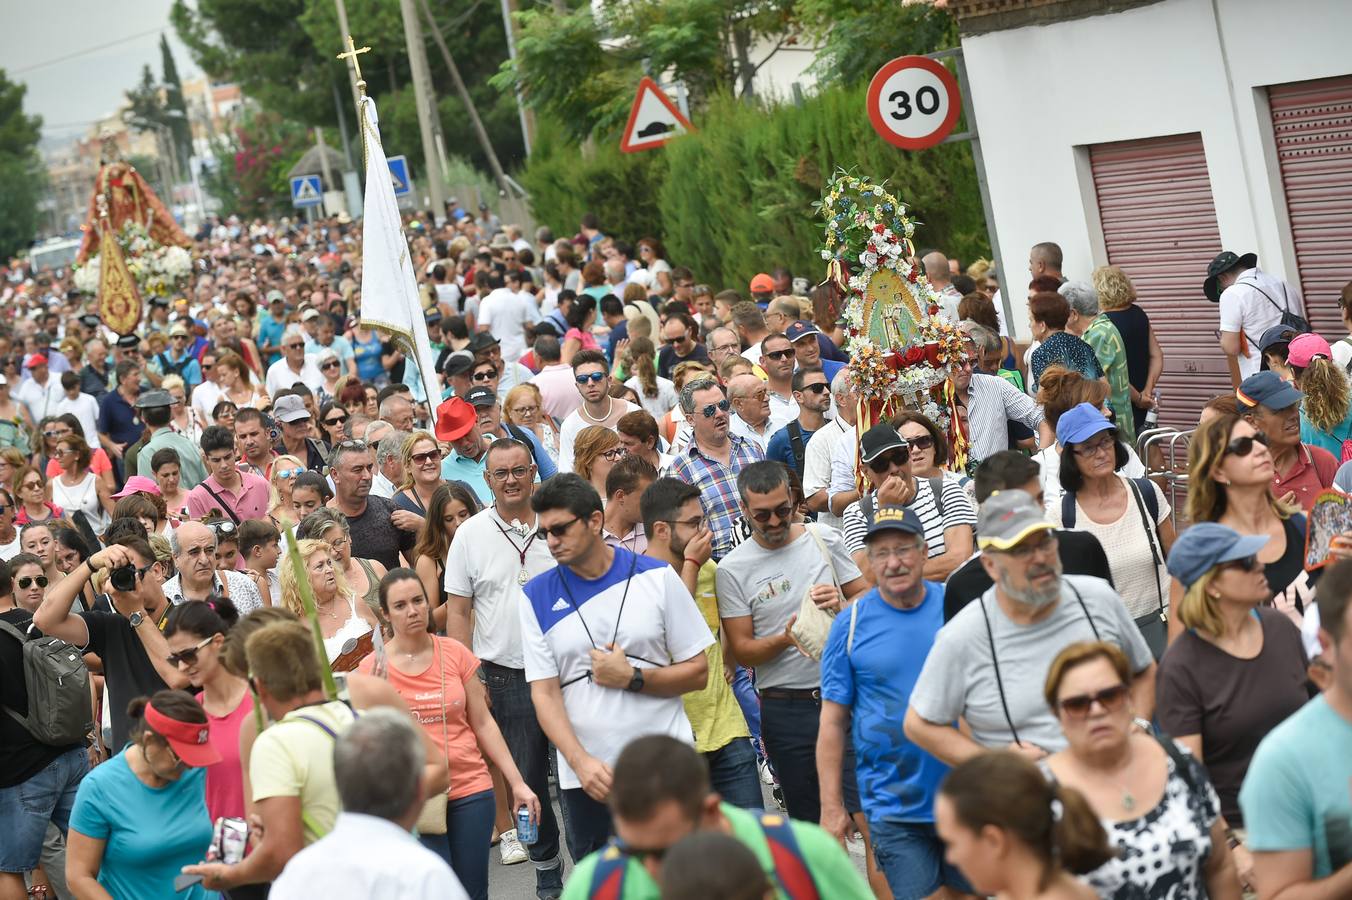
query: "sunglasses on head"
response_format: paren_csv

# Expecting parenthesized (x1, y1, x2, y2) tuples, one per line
(1057, 683, 1129, 718)
(699, 398, 731, 418)
(17, 575, 48, 590)
(867, 446, 911, 473)
(1225, 432, 1268, 457)
(763, 348, 794, 361)
(575, 371, 606, 385)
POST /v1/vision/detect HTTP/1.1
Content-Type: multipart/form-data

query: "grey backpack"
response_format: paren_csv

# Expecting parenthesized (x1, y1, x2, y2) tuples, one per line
(0, 619, 92, 746)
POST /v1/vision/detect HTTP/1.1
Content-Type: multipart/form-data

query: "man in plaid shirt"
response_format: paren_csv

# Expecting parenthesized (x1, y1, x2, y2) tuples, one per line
(668, 378, 764, 560)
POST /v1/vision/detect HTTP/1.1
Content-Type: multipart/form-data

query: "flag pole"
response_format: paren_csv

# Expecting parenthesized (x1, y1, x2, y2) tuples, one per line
(283, 524, 339, 701)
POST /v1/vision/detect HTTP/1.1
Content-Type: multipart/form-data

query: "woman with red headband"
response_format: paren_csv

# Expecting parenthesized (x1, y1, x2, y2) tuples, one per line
(66, 690, 219, 899)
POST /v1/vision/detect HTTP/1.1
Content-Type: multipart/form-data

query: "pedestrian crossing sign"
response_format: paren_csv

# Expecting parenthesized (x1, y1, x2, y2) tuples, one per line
(290, 175, 323, 208)
(387, 155, 411, 197)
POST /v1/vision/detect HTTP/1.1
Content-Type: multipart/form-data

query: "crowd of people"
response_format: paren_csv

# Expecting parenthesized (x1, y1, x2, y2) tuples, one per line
(0, 204, 1350, 900)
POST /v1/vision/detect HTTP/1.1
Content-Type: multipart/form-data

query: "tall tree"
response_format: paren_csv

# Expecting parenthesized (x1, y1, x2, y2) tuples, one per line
(0, 68, 44, 257)
(160, 35, 193, 174)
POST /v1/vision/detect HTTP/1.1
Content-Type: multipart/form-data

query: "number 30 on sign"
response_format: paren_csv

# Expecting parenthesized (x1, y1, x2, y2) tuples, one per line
(866, 56, 961, 151)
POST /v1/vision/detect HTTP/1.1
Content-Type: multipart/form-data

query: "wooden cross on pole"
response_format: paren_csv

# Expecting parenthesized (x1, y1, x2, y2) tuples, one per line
(337, 35, 371, 96)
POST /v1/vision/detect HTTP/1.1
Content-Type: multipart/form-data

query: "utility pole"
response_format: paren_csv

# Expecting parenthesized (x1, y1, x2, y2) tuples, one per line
(399, 0, 447, 216)
(499, 0, 534, 156)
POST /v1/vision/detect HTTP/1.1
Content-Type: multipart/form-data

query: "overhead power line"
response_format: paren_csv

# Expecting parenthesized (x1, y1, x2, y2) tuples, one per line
(12, 26, 166, 75)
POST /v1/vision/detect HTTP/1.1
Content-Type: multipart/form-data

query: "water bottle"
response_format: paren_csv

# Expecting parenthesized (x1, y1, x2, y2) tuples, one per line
(516, 805, 538, 845)
(1144, 390, 1160, 429)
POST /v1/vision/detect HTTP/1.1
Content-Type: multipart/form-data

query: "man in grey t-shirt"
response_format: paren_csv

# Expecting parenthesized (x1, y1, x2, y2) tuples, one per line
(717, 461, 867, 823)
(905, 491, 1155, 763)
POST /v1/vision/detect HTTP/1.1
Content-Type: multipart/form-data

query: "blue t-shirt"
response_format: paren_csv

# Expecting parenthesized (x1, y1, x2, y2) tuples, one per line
(442, 451, 491, 506)
(352, 331, 385, 382)
(765, 422, 816, 475)
(257, 312, 288, 365)
(819, 358, 846, 383)
(820, 582, 949, 823)
(1239, 695, 1352, 878)
(69, 749, 214, 899)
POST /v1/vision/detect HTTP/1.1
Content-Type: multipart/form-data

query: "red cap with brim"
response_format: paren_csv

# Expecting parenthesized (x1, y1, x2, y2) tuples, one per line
(749, 273, 774, 294)
(144, 702, 221, 767)
(435, 397, 476, 442)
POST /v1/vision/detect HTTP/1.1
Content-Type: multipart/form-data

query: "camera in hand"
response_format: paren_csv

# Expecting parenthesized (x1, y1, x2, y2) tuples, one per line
(109, 564, 139, 593)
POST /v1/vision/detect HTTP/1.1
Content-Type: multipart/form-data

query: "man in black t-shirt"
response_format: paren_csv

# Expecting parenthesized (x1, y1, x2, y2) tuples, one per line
(657, 312, 711, 380)
(0, 564, 87, 900)
(944, 451, 1114, 621)
(330, 441, 415, 570)
(34, 535, 188, 748)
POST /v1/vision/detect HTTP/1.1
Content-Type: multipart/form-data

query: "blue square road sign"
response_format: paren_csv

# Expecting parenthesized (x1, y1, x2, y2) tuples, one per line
(386, 155, 411, 197)
(290, 175, 323, 208)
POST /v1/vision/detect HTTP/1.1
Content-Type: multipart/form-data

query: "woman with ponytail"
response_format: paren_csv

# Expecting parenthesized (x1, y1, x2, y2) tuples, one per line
(936, 750, 1113, 900)
(165, 596, 251, 826)
(1286, 334, 1352, 457)
(67, 690, 218, 900)
(623, 336, 679, 419)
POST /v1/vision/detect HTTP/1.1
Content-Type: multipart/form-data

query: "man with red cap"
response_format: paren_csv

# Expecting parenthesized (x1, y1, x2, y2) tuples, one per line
(16, 353, 59, 425)
(437, 396, 492, 505)
(749, 273, 775, 307)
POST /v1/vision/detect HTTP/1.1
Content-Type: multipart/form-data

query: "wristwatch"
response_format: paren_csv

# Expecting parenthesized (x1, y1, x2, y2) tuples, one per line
(626, 667, 645, 693)
(127, 611, 146, 629)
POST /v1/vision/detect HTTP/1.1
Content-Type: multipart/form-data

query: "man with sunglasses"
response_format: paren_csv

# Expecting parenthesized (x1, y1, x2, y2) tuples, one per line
(36, 536, 190, 750)
(270, 394, 327, 473)
(134, 390, 208, 491)
(557, 350, 638, 474)
(444, 438, 566, 894)
(1236, 370, 1337, 512)
(160, 520, 263, 614)
(264, 326, 323, 396)
(766, 368, 831, 482)
(905, 491, 1155, 766)
(717, 461, 868, 824)
(470, 331, 534, 402)
(150, 324, 203, 391)
(522, 474, 712, 861)
(758, 333, 800, 425)
(669, 379, 765, 561)
(657, 313, 710, 380)
(468, 386, 556, 479)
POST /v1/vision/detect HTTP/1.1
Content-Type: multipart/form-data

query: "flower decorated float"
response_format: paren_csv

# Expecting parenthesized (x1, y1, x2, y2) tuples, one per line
(817, 169, 970, 473)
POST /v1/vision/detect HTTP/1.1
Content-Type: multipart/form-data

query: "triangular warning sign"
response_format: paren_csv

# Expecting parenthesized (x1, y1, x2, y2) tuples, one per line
(294, 179, 321, 202)
(620, 77, 694, 153)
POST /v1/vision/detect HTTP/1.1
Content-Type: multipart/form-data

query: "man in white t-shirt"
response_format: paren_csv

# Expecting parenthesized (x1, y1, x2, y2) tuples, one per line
(265, 327, 324, 397)
(1208, 250, 1305, 381)
(53, 371, 101, 444)
(443, 438, 564, 893)
(477, 271, 542, 364)
(556, 351, 637, 473)
(521, 473, 711, 862)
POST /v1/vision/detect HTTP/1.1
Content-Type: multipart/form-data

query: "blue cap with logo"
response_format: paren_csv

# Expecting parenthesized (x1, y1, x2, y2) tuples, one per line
(1236, 371, 1302, 412)
(784, 321, 821, 343)
(1055, 402, 1114, 446)
(865, 505, 924, 541)
(1165, 522, 1269, 590)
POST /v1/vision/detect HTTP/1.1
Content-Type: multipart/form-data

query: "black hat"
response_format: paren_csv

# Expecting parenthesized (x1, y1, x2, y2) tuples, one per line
(467, 332, 500, 354)
(79, 314, 101, 329)
(466, 387, 497, 408)
(115, 334, 141, 351)
(1203, 251, 1258, 302)
(859, 424, 910, 465)
(134, 389, 174, 410)
(443, 350, 475, 377)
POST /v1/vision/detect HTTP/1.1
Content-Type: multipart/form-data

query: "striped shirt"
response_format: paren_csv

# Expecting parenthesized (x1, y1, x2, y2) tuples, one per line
(669, 435, 765, 560)
(963, 373, 1043, 463)
(840, 476, 977, 557)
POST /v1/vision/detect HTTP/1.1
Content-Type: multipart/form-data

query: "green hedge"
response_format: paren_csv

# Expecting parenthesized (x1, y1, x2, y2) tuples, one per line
(520, 81, 991, 288)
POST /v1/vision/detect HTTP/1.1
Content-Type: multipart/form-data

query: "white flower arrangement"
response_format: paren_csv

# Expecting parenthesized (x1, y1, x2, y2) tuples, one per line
(71, 222, 192, 299)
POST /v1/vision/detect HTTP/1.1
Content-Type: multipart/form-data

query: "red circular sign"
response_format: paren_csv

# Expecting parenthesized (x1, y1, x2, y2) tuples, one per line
(866, 56, 961, 151)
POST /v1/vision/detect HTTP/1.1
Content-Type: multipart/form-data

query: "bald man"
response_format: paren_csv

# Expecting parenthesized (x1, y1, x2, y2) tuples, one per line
(923, 250, 962, 321)
(727, 372, 782, 452)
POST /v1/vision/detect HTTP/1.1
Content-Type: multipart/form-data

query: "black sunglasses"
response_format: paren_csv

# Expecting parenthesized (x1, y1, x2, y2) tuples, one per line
(472, 369, 498, 382)
(321, 360, 340, 370)
(536, 516, 581, 541)
(749, 503, 794, 524)
(699, 399, 731, 418)
(324, 415, 348, 426)
(17, 575, 48, 590)
(799, 382, 830, 395)
(1057, 683, 1129, 718)
(1220, 554, 1261, 573)
(663, 335, 687, 345)
(1225, 432, 1269, 457)
(763, 348, 795, 361)
(867, 446, 911, 473)
(904, 434, 934, 450)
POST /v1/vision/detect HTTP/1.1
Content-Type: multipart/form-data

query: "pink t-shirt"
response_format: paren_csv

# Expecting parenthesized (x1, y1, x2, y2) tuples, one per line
(358, 637, 492, 801)
(185, 470, 272, 522)
(564, 328, 600, 353)
(198, 689, 253, 822)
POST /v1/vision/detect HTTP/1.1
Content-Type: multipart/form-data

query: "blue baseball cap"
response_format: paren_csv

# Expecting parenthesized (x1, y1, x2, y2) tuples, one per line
(1236, 371, 1302, 412)
(866, 505, 925, 541)
(1055, 402, 1114, 446)
(784, 321, 821, 343)
(1166, 522, 1269, 590)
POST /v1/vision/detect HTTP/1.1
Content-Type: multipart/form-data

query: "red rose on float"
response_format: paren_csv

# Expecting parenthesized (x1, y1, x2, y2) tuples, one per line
(901, 346, 927, 367)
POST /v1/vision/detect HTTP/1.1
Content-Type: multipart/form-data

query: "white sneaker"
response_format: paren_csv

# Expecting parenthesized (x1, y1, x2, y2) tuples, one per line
(758, 757, 775, 786)
(499, 828, 528, 865)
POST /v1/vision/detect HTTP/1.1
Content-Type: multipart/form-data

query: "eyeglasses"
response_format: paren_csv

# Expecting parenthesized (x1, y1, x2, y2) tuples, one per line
(275, 467, 303, 479)
(511, 405, 539, 418)
(699, 399, 731, 418)
(411, 449, 442, 465)
(867, 542, 925, 562)
(601, 446, 628, 462)
(17, 575, 48, 590)
(536, 516, 582, 540)
(799, 382, 830, 395)
(665, 514, 707, 530)
(575, 372, 607, 385)
(709, 343, 739, 355)
(1225, 432, 1269, 457)
(1071, 433, 1116, 458)
(749, 503, 794, 524)
(321, 360, 340, 371)
(1220, 554, 1262, 573)
(166, 635, 214, 669)
(867, 447, 910, 473)
(326, 537, 350, 551)
(1057, 683, 1130, 718)
(763, 348, 794, 361)
(489, 464, 533, 481)
(472, 369, 499, 382)
(1002, 532, 1058, 560)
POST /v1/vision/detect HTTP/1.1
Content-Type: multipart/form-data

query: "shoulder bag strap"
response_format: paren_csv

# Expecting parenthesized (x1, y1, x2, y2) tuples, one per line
(1153, 731, 1199, 796)
(805, 524, 839, 590)
(1060, 490, 1077, 528)
(196, 481, 241, 525)
(927, 476, 946, 518)
(787, 421, 806, 474)
(978, 596, 1020, 746)
(1126, 478, 1166, 617)
(846, 594, 863, 658)
(758, 813, 821, 900)
(1065, 580, 1103, 641)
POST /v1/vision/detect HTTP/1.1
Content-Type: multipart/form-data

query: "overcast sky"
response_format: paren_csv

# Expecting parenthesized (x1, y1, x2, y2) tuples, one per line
(2, 0, 200, 146)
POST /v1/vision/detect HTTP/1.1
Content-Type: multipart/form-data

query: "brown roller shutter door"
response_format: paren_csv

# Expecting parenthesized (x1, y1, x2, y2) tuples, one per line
(1089, 133, 1227, 429)
(1269, 75, 1352, 337)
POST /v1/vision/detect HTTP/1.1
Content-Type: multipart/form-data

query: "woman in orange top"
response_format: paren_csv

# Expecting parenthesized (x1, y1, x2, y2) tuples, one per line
(358, 569, 539, 900)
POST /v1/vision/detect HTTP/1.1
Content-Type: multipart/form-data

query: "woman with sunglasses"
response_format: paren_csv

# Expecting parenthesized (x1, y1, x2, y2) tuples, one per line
(1156, 523, 1311, 893)
(164, 597, 252, 827)
(214, 350, 264, 412)
(892, 410, 964, 488)
(1181, 414, 1313, 639)
(393, 430, 444, 518)
(268, 454, 304, 525)
(279, 538, 378, 668)
(316, 348, 345, 404)
(412, 482, 480, 628)
(13, 465, 60, 525)
(298, 508, 387, 626)
(1054, 403, 1175, 657)
(51, 433, 112, 535)
(66, 690, 219, 900)
(572, 425, 627, 499)
(1042, 641, 1242, 900)
(211, 399, 238, 431)
(318, 401, 349, 451)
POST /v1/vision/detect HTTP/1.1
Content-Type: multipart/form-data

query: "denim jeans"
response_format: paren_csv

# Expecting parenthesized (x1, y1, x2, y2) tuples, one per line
(759, 693, 860, 823)
(418, 789, 496, 900)
(0, 746, 87, 873)
(870, 819, 972, 900)
(481, 661, 564, 888)
(559, 788, 613, 862)
(705, 738, 763, 811)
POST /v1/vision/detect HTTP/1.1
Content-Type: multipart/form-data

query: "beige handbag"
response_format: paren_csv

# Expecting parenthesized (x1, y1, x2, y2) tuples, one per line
(789, 525, 841, 661)
(415, 639, 450, 835)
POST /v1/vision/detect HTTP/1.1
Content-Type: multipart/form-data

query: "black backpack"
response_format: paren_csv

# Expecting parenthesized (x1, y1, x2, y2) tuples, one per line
(157, 352, 193, 380)
(0, 619, 92, 746)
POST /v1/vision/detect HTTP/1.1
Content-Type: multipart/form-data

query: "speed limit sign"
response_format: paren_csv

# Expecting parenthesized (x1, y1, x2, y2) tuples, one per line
(866, 56, 961, 150)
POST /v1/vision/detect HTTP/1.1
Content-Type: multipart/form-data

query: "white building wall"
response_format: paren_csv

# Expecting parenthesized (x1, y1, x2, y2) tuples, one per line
(959, 0, 1352, 338)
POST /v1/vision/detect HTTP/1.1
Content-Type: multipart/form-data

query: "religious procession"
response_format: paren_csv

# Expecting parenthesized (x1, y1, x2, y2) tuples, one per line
(1, 0, 1351, 898)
